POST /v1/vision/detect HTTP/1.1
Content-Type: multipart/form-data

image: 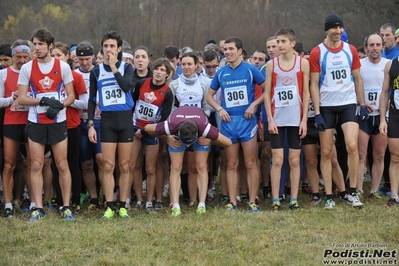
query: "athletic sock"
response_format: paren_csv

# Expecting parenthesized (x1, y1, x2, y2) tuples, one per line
(289, 198, 297, 205)
(90, 198, 99, 205)
(29, 202, 36, 210)
(339, 191, 347, 199)
(119, 201, 126, 209)
(5, 203, 12, 210)
(198, 202, 206, 208)
(312, 193, 320, 199)
(106, 201, 115, 210)
(173, 203, 180, 209)
(349, 187, 356, 195)
(272, 198, 280, 203)
(326, 194, 333, 200)
(146, 202, 153, 208)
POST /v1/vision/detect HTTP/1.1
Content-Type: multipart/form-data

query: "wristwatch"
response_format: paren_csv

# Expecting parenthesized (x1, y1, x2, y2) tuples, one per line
(87, 123, 94, 129)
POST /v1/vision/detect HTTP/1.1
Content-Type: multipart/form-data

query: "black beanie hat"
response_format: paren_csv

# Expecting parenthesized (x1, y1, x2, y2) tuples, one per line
(324, 13, 344, 31)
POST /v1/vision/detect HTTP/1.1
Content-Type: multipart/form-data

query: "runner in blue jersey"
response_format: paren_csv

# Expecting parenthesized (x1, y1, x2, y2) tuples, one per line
(88, 30, 134, 219)
(206, 37, 265, 212)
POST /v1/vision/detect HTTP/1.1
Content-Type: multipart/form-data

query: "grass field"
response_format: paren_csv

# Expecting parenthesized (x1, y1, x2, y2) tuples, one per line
(1, 181, 398, 266)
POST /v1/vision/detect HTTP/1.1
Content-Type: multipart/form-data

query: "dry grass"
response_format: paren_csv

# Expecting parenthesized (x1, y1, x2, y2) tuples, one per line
(1, 181, 398, 266)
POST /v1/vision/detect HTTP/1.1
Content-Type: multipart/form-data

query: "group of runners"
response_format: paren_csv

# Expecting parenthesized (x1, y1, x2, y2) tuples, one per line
(1, 13, 399, 221)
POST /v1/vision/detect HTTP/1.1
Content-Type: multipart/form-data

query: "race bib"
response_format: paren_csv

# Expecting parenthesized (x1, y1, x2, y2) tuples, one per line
(135, 100, 158, 122)
(326, 65, 351, 86)
(102, 85, 126, 106)
(274, 86, 298, 108)
(224, 85, 248, 108)
(364, 87, 381, 111)
(36, 92, 59, 114)
(180, 99, 201, 107)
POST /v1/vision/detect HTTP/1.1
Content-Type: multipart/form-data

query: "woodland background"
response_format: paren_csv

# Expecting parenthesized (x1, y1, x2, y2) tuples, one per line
(1, 0, 398, 58)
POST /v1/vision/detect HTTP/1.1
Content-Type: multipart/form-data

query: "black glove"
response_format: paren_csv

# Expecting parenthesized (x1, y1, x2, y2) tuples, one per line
(45, 106, 60, 119)
(360, 105, 369, 121)
(314, 114, 327, 131)
(40, 97, 64, 110)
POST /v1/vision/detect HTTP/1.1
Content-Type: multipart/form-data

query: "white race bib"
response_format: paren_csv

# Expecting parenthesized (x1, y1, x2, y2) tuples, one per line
(326, 65, 351, 86)
(224, 85, 248, 108)
(102, 85, 126, 106)
(135, 100, 158, 122)
(36, 92, 59, 114)
(364, 87, 381, 111)
(274, 86, 298, 108)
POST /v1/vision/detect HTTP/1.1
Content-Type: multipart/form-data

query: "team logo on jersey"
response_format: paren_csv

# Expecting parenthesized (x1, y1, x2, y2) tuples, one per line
(39, 76, 54, 89)
(282, 76, 292, 86)
(144, 91, 157, 103)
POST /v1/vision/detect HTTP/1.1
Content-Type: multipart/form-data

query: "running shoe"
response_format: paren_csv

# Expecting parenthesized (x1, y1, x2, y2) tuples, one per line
(302, 184, 312, 195)
(324, 199, 336, 209)
(240, 194, 248, 204)
(356, 190, 364, 200)
(171, 207, 181, 216)
(146, 205, 155, 214)
(384, 198, 399, 207)
(80, 192, 90, 205)
(28, 208, 45, 222)
(206, 189, 215, 202)
(263, 187, 271, 199)
(12, 199, 21, 210)
(125, 201, 132, 210)
(196, 206, 206, 214)
(101, 207, 115, 219)
(61, 207, 75, 220)
(248, 202, 260, 213)
(255, 196, 261, 208)
(377, 186, 391, 196)
(225, 203, 238, 211)
(133, 201, 145, 210)
(271, 201, 281, 212)
(289, 200, 300, 210)
(119, 207, 130, 218)
(154, 201, 163, 211)
(43, 200, 53, 211)
(279, 194, 286, 204)
(20, 200, 31, 213)
(188, 201, 196, 207)
(220, 195, 229, 205)
(88, 203, 102, 211)
(51, 198, 58, 208)
(3, 208, 13, 218)
(71, 203, 80, 215)
(369, 191, 382, 199)
(309, 196, 322, 206)
(347, 193, 364, 207)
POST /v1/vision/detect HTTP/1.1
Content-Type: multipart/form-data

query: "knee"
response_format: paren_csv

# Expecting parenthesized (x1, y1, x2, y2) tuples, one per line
(81, 160, 94, 173)
(346, 142, 358, 154)
(272, 157, 283, 168)
(196, 161, 208, 172)
(55, 160, 69, 173)
(3, 160, 16, 174)
(245, 159, 257, 171)
(146, 165, 156, 176)
(289, 157, 300, 168)
(30, 160, 43, 172)
(390, 153, 399, 164)
(373, 152, 385, 163)
(306, 157, 317, 170)
(358, 150, 367, 161)
(226, 161, 238, 172)
(119, 160, 130, 174)
(103, 160, 115, 173)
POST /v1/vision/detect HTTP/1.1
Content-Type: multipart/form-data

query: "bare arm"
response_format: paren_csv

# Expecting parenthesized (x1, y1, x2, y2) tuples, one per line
(263, 62, 277, 134)
(379, 61, 391, 136)
(212, 132, 232, 147)
(309, 72, 321, 115)
(63, 82, 75, 107)
(352, 68, 365, 106)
